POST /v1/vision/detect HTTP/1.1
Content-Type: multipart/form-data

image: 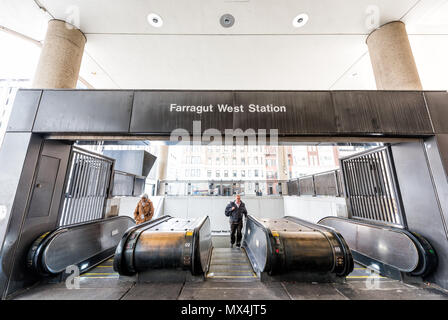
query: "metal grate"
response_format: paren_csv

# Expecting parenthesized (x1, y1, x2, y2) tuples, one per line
(341, 146, 405, 227)
(58, 147, 114, 227)
(288, 170, 342, 197)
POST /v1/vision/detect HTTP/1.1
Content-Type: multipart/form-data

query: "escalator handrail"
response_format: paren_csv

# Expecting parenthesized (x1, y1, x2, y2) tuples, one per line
(113, 215, 172, 275)
(191, 215, 212, 275)
(284, 216, 354, 276)
(318, 216, 438, 277)
(244, 215, 274, 274)
(27, 216, 135, 276)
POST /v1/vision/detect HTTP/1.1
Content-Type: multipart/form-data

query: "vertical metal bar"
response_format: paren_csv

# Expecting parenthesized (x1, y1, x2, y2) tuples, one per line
(99, 160, 113, 219)
(352, 158, 369, 220)
(341, 162, 354, 217)
(345, 161, 360, 218)
(62, 152, 79, 226)
(60, 152, 76, 226)
(86, 157, 97, 221)
(384, 147, 404, 225)
(345, 160, 361, 218)
(83, 157, 93, 223)
(59, 155, 72, 226)
(352, 158, 367, 219)
(76, 154, 90, 224)
(92, 158, 103, 220)
(71, 154, 84, 225)
(67, 152, 83, 225)
(88, 157, 98, 221)
(378, 149, 396, 224)
(91, 157, 101, 221)
(96, 159, 108, 220)
(77, 155, 88, 224)
(361, 153, 380, 222)
(370, 152, 388, 223)
(359, 156, 376, 221)
(65, 153, 78, 226)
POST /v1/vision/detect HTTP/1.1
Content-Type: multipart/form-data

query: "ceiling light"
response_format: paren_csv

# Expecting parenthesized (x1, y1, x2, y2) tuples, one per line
(147, 13, 163, 28)
(220, 14, 235, 28)
(292, 13, 309, 28)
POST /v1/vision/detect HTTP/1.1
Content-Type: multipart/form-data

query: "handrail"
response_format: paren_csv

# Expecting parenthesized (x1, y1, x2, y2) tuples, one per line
(244, 215, 274, 274)
(27, 216, 134, 276)
(113, 215, 172, 275)
(191, 215, 212, 275)
(318, 216, 438, 277)
(285, 216, 354, 276)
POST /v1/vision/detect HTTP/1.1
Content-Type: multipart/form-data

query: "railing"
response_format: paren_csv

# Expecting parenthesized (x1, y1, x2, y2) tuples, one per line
(58, 147, 114, 227)
(157, 179, 289, 196)
(340, 146, 405, 227)
(286, 170, 342, 197)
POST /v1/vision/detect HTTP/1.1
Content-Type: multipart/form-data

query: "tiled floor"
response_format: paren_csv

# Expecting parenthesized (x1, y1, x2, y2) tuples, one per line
(13, 256, 448, 300)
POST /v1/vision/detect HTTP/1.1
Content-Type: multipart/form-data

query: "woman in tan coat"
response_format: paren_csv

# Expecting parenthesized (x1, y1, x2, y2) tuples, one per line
(134, 194, 154, 224)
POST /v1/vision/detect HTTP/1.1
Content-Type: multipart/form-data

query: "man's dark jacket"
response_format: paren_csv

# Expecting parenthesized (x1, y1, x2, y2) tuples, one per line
(225, 201, 248, 223)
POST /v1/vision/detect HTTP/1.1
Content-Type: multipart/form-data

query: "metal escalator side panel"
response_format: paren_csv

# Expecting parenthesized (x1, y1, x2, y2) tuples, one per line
(133, 231, 187, 270)
(191, 216, 212, 275)
(27, 216, 134, 276)
(278, 231, 334, 272)
(27, 230, 62, 276)
(119, 215, 211, 276)
(242, 215, 272, 274)
(113, 215, 172, 275)
(284, 216, 354, 276)
(318, 217, 420, 273)
(41, 216, 135, 274)
(325, 229, 354, 276)
(407, 231, 438, 277)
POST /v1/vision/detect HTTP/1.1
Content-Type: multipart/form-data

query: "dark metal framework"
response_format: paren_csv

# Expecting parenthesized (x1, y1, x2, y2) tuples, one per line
(58, 147, 114, 227)
(111, 171, 145, 197)
(287, 169, 343, 197)
(341, 146, 405, 227)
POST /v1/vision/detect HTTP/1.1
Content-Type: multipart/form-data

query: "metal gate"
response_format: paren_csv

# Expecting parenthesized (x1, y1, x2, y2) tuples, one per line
(341, 146, 405, 227)
(58, 147, 114, 226)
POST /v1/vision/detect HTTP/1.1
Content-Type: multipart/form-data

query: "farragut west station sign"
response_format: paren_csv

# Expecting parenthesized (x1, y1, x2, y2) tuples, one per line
(13, 89, 435, 137)
(169, 103, 287, 114)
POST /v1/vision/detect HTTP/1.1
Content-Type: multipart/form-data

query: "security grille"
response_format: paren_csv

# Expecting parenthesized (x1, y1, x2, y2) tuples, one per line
(287, 170, 342, 197)
(58, 147, 114, 226)
(341, 146, 405, 227)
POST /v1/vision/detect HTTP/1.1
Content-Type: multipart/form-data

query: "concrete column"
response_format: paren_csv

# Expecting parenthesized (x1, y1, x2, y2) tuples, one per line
(367, 21, 422, 90)
(32, 19, 86, 89)
(156, 145, 169, 195)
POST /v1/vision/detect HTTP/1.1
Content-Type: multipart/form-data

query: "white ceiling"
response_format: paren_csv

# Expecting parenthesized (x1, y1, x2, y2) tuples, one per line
(0, 0, 447, 90)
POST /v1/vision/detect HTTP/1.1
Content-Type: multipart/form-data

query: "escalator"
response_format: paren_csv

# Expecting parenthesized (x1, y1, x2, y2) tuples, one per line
(113, 215, 212, 281)
(113, 214, 354, 282)
(27, 216, 135, 277)
(318, 216, 437, 279)
(242, 215, 354, 279)
(206, 248, 258, 282)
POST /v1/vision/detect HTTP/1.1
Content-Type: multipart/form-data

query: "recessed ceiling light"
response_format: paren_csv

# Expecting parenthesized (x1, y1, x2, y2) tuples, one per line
(220, 14, 235, 28)
(292, 13, 309, 28)
(147, 13, 163, 28)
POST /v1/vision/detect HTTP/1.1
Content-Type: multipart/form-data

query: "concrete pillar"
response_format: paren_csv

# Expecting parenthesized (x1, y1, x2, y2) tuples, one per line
(367, 21, 422, 90)
(32, 19, 86, 89)
(156, 145, 169, 195)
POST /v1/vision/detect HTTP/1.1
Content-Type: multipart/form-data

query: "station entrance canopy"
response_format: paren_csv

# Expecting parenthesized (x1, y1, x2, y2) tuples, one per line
(6, 89, 448, 141)
(1, 89, 448, 298)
